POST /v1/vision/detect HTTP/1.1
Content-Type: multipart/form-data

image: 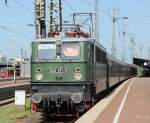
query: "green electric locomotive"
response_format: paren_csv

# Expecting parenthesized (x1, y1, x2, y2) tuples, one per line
(31, 37, 108, 114)
(31, 36, 137, 115)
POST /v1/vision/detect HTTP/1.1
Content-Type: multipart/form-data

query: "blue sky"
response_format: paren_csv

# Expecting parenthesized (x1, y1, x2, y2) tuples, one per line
(0, 0, 150, 63)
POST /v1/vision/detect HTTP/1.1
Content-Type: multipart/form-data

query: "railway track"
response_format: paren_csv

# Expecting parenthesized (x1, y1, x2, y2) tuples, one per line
(43, 116, 77, 123)
(0, 81, 31, 105)
(23, 115, 77, 123)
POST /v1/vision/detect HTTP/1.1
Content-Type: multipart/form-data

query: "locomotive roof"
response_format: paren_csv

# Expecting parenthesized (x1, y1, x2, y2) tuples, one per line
(34, 37, 95, 42)
(33, 37, 106, 51)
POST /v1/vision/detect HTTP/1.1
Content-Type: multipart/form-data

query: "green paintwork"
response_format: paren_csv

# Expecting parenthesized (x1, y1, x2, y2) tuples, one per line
(31, 40, 93, 83)
(32, 62, 89, 82)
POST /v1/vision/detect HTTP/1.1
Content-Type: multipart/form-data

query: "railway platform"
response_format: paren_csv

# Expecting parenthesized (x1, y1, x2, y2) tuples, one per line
(75, 77, 150, 123)
(0, 78, 30, 88)
(0, 78, 31, 105)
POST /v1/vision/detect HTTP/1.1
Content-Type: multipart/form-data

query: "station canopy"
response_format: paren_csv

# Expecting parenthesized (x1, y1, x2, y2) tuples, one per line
(133, 57, 150, 68)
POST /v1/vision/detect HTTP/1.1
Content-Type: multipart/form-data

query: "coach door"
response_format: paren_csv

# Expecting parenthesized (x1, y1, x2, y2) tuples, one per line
(88, 44, 94, 81)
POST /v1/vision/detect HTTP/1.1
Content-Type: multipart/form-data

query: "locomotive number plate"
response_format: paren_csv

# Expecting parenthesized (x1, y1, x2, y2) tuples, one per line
(49, 67, 66, 73)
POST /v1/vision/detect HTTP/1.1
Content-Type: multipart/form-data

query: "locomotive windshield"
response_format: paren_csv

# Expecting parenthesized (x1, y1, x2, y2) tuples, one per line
(38, 44, 56, 60)
(62, 44, 80, 59)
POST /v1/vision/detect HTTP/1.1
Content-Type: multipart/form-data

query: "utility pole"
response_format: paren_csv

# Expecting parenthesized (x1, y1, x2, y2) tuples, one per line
(111, 8, 128, 58)
(13, 59, 16, 83)
(20, 47, 24, 60)
(48, 0, 62, 33)
(122, 31, 126, 61)
(111, 8, 118, 57)
(95, 0, 99, 42)
(130, 38, 135, 63)
(139, 44, 143, 58)
(35, 0, 46, 38)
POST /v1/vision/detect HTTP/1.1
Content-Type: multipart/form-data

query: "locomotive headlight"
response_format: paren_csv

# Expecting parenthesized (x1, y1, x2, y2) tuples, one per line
(37, 67, 42, 72)
(75, 67, 81, 72)
(31, 94, 43, 104)
(74, 73, 82, 80)
(36, 73, 43, 80)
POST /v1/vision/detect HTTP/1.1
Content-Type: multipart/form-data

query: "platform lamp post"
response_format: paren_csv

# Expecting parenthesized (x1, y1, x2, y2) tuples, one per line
(5, 55, 9, 77)
(111, 12, 128, 57)
(13, 59, 16, 83)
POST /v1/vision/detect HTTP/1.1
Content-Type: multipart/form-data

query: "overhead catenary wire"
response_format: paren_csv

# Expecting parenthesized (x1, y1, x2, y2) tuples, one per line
(81, 0, 112, 18)
(63, 0, 75, 12)
(4, 5, 34, 25)
(2, 2, 34, 36)
(0, 25, 32, 39)
(13, 0, 34, 14)
(62, 0, 92, 28)
(63, 0, 108, 43)
(1, 0, 34, 24)
(0, 4, 6, 7)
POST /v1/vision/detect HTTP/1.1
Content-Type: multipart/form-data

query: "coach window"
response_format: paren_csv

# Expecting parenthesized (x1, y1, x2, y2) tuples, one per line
(96, 47, 101, 63)
(101, 50, 106, 64)
(38, 44, 56, 60)
(88, 44, 94, 60)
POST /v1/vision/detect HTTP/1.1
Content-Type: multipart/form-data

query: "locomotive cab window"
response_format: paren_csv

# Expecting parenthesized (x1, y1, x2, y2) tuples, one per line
(62, 44, 80, 59)
(38, 44, 56, 60)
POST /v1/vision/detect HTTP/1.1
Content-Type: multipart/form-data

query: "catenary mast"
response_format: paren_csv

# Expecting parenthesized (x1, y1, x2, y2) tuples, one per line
(95, 0, 99, 42)
(35, 0, 62, 38)
(35, 0, 46, 38)
(48, 0, 62, 33)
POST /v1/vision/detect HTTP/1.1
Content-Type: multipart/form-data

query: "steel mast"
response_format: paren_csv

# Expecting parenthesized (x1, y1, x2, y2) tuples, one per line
(111, 8, 117, 57)
(95, 0, 99, 42)
(35, 0, 62, 38)
(35, 0, 46, 38)
(48, 0, 62, 33)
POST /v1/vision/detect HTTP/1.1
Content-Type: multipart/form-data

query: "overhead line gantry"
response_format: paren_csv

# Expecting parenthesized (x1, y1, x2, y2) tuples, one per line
(35, 0, 62, 38)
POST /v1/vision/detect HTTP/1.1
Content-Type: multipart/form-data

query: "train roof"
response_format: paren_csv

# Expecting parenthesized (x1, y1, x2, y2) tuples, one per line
(33, 37, 106, 51)
(107, 54, 136, 67)
(107, 54, 124, 64)
(34, 37, 95, 42)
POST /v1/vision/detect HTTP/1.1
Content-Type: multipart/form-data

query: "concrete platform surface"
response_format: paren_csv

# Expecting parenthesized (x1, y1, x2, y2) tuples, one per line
(0, 79, 30, 88)
(76, 77, 150, 123)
